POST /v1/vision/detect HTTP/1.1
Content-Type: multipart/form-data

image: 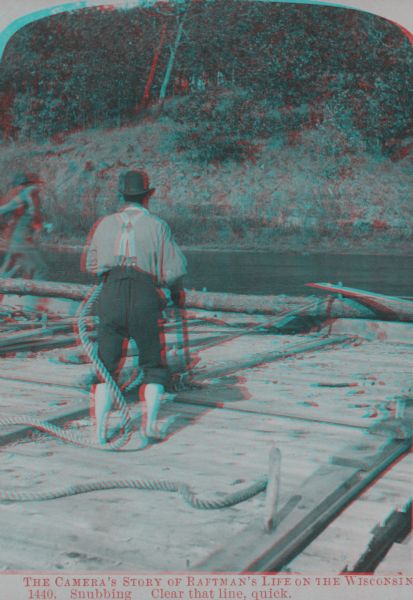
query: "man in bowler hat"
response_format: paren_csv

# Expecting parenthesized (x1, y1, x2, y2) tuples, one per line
(82, 169, 187, 444)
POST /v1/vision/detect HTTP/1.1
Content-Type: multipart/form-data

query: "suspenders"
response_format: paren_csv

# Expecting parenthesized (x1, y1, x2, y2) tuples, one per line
(115, 210, 144, 266)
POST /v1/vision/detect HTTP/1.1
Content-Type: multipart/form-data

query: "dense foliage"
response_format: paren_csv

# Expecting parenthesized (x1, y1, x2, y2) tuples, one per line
(0, 0, 412, 159)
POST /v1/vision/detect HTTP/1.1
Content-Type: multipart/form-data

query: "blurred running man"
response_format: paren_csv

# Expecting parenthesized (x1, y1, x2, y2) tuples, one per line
(0, 172, 46, 279)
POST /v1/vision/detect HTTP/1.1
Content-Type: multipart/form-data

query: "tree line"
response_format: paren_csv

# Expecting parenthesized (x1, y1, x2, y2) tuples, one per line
(0, 0, 412, 158)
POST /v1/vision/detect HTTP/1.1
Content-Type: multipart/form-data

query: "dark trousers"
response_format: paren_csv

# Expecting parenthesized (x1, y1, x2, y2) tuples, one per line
(97, 267, 168, 386)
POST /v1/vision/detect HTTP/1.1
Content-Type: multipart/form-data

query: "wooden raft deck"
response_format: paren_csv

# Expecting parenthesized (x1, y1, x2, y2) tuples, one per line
(0, 316, 411, 571)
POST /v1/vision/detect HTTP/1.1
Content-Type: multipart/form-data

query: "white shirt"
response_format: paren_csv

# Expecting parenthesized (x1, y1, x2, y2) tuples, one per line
(83, 205, 187, 285)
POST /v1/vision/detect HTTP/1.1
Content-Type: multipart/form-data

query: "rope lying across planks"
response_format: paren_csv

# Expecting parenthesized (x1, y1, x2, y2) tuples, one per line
(0, 290, 355, 505)
(0, 283, 269, 507)
(0, 476, 268, 509)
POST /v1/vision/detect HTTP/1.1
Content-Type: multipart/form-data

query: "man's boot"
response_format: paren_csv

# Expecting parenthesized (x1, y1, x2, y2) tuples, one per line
(141, 383, 164, 441)
(93, 383, 113, 444)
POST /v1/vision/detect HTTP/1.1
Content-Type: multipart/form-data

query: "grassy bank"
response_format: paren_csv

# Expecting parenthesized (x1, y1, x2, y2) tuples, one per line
(1, 112, 412, 254)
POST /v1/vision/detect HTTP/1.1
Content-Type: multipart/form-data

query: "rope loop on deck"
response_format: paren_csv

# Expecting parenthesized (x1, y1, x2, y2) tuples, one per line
(0, 285, 269, 507)
(0, 283, 143, 452)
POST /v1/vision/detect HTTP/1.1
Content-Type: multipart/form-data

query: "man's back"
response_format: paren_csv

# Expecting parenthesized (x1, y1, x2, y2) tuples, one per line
(85, 205, 187, 285)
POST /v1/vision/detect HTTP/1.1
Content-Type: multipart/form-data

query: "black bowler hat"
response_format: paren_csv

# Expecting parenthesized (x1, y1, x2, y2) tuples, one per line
(120, 170, 155, 197)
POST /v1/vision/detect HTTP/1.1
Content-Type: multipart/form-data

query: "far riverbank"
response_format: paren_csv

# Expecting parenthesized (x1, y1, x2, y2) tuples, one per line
(34, 247, 413, 298)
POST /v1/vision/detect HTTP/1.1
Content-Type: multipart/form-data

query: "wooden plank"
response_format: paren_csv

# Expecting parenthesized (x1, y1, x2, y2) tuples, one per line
(176, 335, 411, 428)
(0, 333, 79, 354)
(0, 341, 404, 432)
(322, 318, 413, 344)
(307, 282, 413, 306)
(331, 436, 407, 470)
(0, 321, 74, 344)
(0, 327, 409, 431)
(177, 386, 387, 429)
(196, 434, 411, 572)
(190, 335, 354, 382)
(306, 282, 413, 321)
(289, 454, 413, 573)
(350, 500, 412, 572)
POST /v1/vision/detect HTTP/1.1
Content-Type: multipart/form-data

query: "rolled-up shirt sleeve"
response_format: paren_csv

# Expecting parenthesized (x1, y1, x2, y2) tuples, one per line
(158, 223, 187, 285)
(85, 236, 98, 274)
(84, 221, 105, 275)
(0, 194, 25, 215)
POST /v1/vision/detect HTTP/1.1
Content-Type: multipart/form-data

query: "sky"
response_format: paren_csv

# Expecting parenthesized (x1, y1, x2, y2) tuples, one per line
(1, 0, 413, 60)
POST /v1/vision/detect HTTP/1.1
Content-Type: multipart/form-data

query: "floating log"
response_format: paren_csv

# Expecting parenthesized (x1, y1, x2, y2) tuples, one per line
(0, 277, 379, 319)
(0, 277, 88, 301)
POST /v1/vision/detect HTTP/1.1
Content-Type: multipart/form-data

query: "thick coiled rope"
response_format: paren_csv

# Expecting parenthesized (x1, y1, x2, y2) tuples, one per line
(76, 282, 141, 450)
(0, 476, 268, 509)
(0, 284, 268, 508)
(0, 283, 141, 451)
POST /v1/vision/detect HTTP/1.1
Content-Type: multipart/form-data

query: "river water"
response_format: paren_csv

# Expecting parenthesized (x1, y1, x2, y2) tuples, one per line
(44, 249, 413, 298)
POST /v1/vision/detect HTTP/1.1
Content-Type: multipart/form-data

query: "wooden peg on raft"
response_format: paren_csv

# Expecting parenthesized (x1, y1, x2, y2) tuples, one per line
(264, 445, 282, 532)
(396, 397, 405, 419)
